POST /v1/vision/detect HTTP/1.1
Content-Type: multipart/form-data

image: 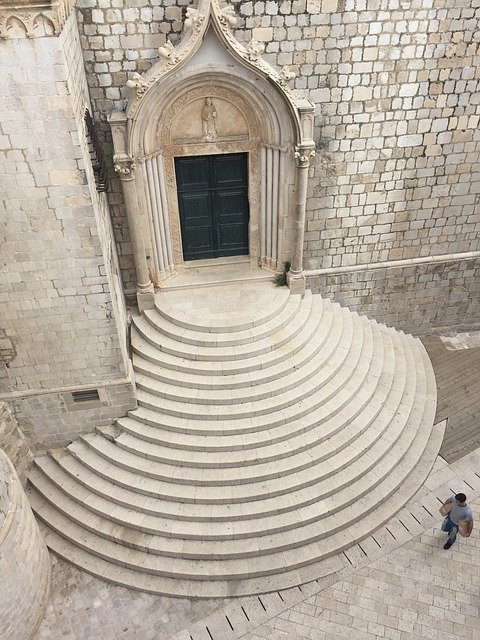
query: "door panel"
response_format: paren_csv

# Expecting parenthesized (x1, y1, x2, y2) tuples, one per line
(178, 192, 215, 259)
(176, 157, 210, 191)
(213, 154, 247, 187)
(216, 190, 249, 254)
(175, 153, 249, 261)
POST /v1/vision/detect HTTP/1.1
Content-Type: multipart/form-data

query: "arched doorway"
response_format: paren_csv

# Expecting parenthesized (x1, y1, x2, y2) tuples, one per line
(110, 0, 315, 310)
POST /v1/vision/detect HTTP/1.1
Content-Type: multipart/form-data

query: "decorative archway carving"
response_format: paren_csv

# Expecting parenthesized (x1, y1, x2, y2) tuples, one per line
(110, 0, 315, 308)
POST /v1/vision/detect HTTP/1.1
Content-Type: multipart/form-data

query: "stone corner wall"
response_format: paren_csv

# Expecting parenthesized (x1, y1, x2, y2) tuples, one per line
(0, 402, 33, 484)
(0, 10, 136, 448)
(0, 450, 51, 640)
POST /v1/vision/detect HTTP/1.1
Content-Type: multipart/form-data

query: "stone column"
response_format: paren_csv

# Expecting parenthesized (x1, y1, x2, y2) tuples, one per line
(113, 155, 155, 312)
(288, 145, 315, 295)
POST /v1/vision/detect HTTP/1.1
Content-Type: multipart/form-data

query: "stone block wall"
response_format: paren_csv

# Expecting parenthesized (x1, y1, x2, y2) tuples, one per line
(0, 11, 136, 448)
(307, 254, 480, 335)
(60, 12, 131, 372)
(0, 450, 51, 640)
(13, 380, 136, 449)
(73, 0, 480, 333)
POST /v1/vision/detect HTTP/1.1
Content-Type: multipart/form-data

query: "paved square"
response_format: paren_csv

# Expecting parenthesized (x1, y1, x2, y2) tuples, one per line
(33, 477, 480, 639)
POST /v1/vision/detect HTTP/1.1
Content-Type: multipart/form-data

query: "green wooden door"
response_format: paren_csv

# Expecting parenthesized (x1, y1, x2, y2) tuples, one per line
(175, 153, 249, 261)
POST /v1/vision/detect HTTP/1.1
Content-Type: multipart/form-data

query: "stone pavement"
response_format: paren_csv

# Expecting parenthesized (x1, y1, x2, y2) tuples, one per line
(33, 441, 480, 640)
(242, 514, 480, 640)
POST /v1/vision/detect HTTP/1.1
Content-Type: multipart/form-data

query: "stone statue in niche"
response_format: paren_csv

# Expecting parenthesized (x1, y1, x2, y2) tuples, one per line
(201, 98, 218, 142)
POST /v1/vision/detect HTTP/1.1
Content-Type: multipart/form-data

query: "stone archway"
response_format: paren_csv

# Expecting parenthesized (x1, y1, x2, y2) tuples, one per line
(130, 66, 299, 282)
(109, 0, 315, 310)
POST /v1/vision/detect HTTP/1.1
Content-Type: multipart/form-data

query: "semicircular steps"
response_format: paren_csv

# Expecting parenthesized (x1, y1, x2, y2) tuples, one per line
(27, 283, 439, 598)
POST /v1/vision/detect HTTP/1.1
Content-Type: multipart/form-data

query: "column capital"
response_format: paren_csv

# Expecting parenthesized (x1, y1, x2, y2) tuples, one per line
(113, 154, 136, 181)
(294, 146, 316, 168)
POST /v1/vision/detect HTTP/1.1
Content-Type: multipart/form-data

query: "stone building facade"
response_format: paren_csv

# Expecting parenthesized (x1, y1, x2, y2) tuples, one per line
(1, 0, 479, 453)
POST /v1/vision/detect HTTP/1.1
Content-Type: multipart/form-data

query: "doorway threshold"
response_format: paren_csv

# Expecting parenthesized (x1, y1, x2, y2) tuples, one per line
(161, 258, 274, 291)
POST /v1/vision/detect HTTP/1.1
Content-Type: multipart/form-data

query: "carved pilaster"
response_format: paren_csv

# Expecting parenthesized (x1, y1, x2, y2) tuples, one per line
(113, 154, 155, 311)
(0, 0, 75, 39)
(288, 145, 316, 294)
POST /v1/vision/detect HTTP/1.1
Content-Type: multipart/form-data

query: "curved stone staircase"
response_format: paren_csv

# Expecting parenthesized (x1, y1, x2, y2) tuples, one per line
(27, 282, 440, 597)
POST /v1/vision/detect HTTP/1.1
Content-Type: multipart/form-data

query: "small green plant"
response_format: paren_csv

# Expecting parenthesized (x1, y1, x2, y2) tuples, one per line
(274, 261, 291, 287)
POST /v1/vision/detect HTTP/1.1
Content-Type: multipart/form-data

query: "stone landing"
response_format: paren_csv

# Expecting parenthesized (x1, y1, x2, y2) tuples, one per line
(27, 281, 440, 597)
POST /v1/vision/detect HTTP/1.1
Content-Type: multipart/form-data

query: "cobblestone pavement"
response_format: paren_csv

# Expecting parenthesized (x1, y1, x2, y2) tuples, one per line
(243, 507, 480, 640)
(33, 558, 224, 640)
(34, 485, 480, 640)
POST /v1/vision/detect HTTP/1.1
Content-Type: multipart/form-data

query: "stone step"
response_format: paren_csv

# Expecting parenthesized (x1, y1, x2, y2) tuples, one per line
(30, 364, 429, 551)
(153, 284, 291, 334)
(122, 332, 394, 451)
(132, 309, 360, 406)
(133, 320, 380, 425)
(143, 293, 304, 347)
(35, 414, 441, 599)
(35, 519, 346, 597)
(131, 294, 333, 378)
(29, 407, 427, 558)
(113, 325, 412, 469)
(130, 302, 340, 392)
(132, 293, 318, 363)
(72, 342, 412, 504)
(28, 396, 437, 588)
(27, 283, 440, 598)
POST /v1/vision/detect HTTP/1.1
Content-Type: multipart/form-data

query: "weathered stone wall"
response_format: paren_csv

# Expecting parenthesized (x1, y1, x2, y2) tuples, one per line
(0, 402, 33, 483)
(307, 254, 480, 335)
(76, 0, 192, 292)
(12, 381, 136, 449)
(0, 11, 135, 448)
(60, 11, 131, 372)
(0, 450, 51, 640)
(74, 0, 480, 332)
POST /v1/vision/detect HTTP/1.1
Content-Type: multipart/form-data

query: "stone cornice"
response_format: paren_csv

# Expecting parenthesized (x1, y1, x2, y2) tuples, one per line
(0, 0, 75, 38)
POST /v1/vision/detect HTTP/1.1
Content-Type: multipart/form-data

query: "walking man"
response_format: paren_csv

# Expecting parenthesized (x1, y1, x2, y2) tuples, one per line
(440, 493, 474, 549)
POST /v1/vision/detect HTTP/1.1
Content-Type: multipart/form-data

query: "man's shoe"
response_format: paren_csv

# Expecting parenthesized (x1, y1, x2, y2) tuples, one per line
(443, 541, 454, 550)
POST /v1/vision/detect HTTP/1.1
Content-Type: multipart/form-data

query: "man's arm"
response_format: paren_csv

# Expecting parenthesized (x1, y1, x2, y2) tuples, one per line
(439, 497, 453, 516)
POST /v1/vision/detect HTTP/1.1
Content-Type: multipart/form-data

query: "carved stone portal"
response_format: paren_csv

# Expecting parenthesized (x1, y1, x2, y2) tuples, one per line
(109, 0, 315, 295)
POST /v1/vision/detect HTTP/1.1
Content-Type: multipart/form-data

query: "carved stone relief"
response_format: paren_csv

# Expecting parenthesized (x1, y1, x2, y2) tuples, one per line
(201, 98, 218, 142)
(185, 7, 204, 33)
(168, 96, 249, 145)
(157, 85, 259, 151)
(0, 0, 74, 38)
(158, 40, 179, 66)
